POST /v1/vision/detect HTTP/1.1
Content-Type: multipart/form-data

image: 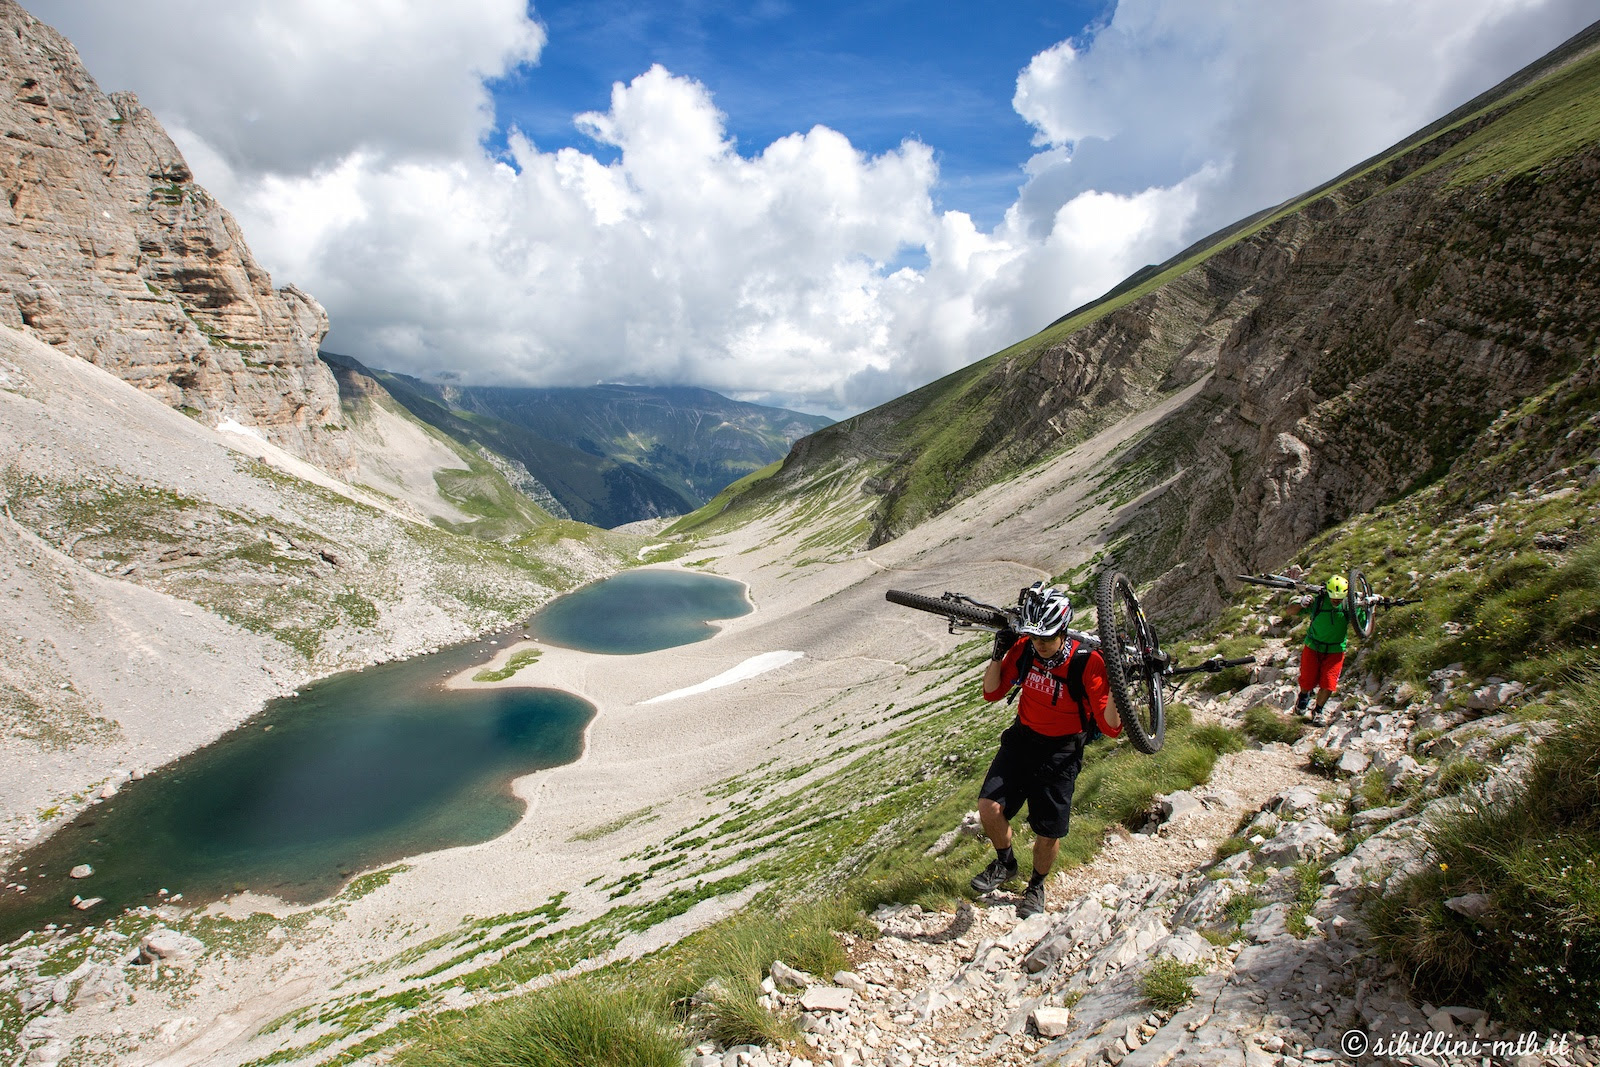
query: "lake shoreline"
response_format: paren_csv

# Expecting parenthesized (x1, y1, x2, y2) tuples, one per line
(0, 563, 753, 944)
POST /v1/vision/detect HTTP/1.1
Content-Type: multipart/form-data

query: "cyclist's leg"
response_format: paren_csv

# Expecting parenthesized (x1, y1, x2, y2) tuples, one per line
(1295, 646, 1318, 713)
(1313, 652, 1345, 711)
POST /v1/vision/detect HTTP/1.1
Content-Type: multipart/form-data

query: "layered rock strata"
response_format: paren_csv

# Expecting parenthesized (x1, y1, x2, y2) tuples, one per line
(0, 1, 349, 474)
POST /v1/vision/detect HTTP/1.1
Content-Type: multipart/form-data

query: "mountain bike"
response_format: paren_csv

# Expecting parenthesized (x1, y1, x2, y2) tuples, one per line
(885, 570, 1251, 755)
(1236, 567, 1420, 639)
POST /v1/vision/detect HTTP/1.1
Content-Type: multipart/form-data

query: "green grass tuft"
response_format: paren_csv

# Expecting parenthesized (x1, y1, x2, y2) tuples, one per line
(1285, 861, 1325, 938)
(1307, 747, 1341, 778)
(401, 982, 680, 1067)
(1243, 704, 1305, 744)
(1139, 957, 1208, 1010)
(1222, 892, 1264, 927)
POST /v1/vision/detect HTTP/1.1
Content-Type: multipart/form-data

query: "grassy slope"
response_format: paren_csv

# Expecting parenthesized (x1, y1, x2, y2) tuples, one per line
(353, 386, 558, 541)
(699, 28, 1600, 548)
(389, 433, 1600, 1062)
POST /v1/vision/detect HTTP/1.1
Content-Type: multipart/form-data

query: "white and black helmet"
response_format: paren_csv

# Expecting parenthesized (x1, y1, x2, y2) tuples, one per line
(1016, 581, 1073, 637)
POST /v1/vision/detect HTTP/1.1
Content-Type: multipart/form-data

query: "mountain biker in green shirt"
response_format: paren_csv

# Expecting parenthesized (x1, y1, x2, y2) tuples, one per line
(1283, 567, 1369, 721)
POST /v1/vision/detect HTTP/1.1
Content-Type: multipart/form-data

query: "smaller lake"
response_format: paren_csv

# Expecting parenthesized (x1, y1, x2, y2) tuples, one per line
(528, 568, 750, 654)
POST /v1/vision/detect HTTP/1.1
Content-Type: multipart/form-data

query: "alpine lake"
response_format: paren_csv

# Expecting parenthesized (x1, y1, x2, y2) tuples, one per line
(0, 568, 751, 942)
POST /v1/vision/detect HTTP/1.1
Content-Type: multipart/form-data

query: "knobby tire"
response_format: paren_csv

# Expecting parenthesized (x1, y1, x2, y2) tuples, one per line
(1095, 570, 1165, 755)
(1349, 567, 1376, 639)
(1238, 574, 1295, 589)
(884, 589, 1008, 629)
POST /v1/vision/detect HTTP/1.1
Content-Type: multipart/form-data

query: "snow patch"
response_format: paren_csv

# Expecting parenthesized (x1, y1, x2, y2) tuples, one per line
(216, 417, 266, 440)
(640, 651, 804, 705)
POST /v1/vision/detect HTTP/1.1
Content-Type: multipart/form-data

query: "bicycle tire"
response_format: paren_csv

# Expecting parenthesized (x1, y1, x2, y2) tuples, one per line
(1348, 567, 1376, 639)
(1095, 570, 1165, 754)
(1238, 574, 1296, 589)
(884, 589, 1008, 629)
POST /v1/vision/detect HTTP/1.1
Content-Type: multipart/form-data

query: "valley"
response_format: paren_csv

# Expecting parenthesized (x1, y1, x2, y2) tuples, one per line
(1, 3, 1598, 1067)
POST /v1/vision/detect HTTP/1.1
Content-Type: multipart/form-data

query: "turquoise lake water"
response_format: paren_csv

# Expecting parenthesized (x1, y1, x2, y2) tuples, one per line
(528, 568, 750, 653)
(0, 568, 749, 943)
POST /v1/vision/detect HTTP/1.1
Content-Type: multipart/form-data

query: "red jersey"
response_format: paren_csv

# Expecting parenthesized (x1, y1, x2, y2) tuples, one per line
(983, 637, 1121, 739)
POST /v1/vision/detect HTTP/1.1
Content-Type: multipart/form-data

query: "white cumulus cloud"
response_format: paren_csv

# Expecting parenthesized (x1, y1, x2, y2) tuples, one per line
(35, 0, 544, 174)
(26, 0, 1600, 417)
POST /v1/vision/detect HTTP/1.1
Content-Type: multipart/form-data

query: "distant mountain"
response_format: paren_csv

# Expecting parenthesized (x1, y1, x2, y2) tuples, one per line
(445, 383, 832, 503)
(321, 353, 832, 528)
(682, 19, 1600, 626)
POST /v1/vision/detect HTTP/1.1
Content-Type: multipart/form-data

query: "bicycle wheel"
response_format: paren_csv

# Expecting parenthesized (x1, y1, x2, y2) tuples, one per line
(1095, 570, 1165, 754)
(1237, 574, 1296, 590)
(884, 589, 1009, 629)
(1348, 567, 1376, 639)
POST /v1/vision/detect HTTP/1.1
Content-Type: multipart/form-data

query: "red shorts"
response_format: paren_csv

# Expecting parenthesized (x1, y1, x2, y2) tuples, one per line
(1298, 648, 1345, 692)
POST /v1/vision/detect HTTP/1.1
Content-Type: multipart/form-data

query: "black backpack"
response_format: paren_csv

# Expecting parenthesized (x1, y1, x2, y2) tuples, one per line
(1006, 640, 1104, 743)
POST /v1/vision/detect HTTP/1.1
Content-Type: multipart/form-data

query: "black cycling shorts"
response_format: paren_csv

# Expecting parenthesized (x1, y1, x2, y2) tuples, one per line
(978, 720, 1084, 840)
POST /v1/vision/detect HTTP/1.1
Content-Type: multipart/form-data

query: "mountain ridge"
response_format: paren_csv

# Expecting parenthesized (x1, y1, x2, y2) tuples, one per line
(322, 351, 831, 528)
(691, 19, 1600, 625)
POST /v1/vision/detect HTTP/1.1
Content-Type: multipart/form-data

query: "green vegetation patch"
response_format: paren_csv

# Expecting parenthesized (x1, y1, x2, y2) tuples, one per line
(341, 865, 412, 901)
(570, 806, 656, 843)
(1368, 670, 1600, 1031)
(1243, 704, 1305, 745)
(1073, 705, 1244, 830)
(1140, 957, 1208, 1010)
(472, 649, 542, 683)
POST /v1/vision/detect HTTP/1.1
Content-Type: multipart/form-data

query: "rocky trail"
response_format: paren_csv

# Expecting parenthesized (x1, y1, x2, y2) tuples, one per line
(8, 638, 1595, 1067)
(680, 643, 1597, 1067)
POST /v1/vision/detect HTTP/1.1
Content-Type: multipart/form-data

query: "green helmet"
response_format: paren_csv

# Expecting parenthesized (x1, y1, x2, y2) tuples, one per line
(1326, 575, 1349, 599)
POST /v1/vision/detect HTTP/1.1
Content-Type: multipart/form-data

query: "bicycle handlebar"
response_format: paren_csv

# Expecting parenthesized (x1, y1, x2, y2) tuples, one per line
(1238, 574, 1418, 610)
(1166, 655, 1255, 678)
(1238, 573, 1324, 595)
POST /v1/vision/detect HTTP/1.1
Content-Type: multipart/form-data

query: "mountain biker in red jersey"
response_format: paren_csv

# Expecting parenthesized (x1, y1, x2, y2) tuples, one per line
(1283, 566, 1368, 722)
(970, 582, 1122, 918)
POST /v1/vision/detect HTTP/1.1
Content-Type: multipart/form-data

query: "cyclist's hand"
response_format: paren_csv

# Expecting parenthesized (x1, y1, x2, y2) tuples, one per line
(992, 628, 1017, 661)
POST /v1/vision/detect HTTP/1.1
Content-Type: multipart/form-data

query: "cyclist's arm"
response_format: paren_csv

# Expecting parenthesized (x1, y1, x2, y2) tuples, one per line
(983, 658, 1007, 699)
(982, 643, 1021, 701)
(1084, 652, 1121, 737)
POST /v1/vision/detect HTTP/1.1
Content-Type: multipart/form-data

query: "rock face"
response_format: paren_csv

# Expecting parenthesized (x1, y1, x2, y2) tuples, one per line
(0, 1, 349, 474)
(750, 23, 1600, 592)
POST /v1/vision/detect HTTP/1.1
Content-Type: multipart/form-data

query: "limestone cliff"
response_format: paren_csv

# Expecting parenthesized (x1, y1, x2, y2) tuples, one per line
(0, 1, 350, 474)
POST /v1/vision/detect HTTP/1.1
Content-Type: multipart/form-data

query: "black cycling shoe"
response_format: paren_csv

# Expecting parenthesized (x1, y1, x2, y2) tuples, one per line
(1017, 878, 1048, 918)
(970, 854, 1018, 894)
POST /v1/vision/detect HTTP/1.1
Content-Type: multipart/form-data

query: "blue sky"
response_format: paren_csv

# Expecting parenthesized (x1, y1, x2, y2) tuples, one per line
(30, 0, 1600, 417)
(489, 1, 1108, 228)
